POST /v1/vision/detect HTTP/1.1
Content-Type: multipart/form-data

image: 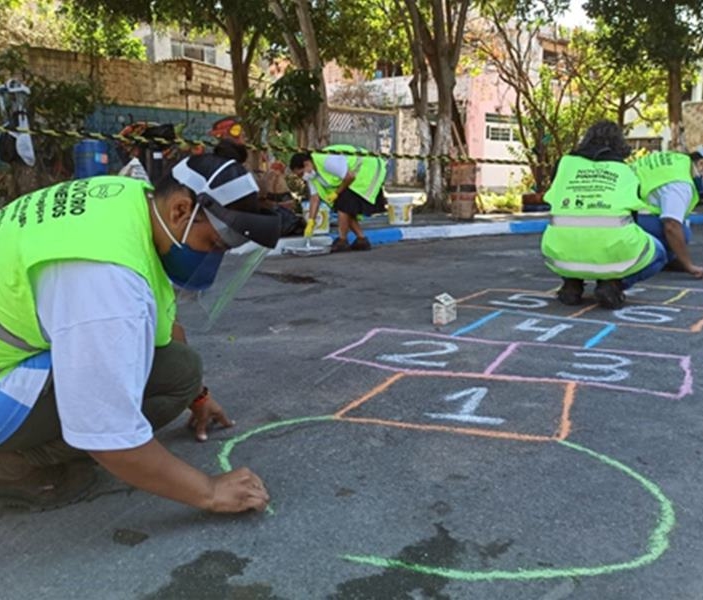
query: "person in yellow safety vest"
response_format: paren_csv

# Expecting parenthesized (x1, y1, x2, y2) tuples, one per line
(632, 149, 703, 279)
(289, 145, 387, 252)
(541, 120, 668, 309)
(0, 154, 281, 512)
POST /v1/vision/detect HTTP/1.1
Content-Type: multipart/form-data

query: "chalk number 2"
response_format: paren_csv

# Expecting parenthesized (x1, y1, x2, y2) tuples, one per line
(377, 340, 459, 368)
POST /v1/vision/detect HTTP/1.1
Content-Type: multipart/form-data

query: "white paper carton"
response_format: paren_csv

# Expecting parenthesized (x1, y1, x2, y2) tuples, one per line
(432, 293, 457, 325)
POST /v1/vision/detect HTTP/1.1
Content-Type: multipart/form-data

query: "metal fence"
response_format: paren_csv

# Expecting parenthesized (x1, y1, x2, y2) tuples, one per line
(329, 105, 397, 184)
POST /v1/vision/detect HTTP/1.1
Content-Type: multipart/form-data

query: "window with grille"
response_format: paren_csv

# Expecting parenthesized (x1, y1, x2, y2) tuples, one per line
(170, 42, 217, 65)
(485, 113, 518, 142)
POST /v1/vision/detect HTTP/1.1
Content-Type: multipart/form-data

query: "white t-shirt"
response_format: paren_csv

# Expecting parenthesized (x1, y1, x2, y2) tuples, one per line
(0, 261, 157, 450)
(307, 155, 349, 197)
(646, 181, 692, 223)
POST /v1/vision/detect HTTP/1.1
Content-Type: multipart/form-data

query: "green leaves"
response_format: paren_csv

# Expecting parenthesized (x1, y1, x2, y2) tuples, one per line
(583, 0, 703, 68)
(242, 68, 323, 134)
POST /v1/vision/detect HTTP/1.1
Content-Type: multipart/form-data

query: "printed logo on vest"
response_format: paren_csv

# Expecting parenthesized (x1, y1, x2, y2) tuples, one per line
(88, 183, 125, 199)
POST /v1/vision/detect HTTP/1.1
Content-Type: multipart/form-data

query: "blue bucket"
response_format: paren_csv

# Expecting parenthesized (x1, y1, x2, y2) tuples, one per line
(73, 140, 109, 179)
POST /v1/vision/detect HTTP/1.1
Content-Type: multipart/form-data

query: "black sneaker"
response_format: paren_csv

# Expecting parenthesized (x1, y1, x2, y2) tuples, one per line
(330, 238, 351, 253)
(594, 280, 625, 309)
(556, 278, 584, 306)
(351, 237, 372, 251)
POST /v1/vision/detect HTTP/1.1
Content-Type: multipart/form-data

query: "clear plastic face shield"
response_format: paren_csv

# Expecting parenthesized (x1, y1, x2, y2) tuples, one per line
(166, 158, 282, 332)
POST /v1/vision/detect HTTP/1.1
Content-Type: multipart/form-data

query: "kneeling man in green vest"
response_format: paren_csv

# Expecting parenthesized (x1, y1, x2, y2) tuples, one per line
(289, 144, 387, 252)
(632, 149, 703, 278)
(0, 154, 281, 512)
(541, 120, 668, 309)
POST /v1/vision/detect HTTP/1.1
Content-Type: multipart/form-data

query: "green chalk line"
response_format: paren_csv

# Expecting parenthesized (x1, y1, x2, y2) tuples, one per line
(218, 416, 333, 518)
(218, 415, 334, 472)
(342, 439, 676, 582)
(218, 417, 675, 582)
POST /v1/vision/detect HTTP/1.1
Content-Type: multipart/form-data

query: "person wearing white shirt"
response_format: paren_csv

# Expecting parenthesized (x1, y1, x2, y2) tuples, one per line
(633, 150, 703, 279)
(289, 145, 387, 252)
(0, 154, 280, 513)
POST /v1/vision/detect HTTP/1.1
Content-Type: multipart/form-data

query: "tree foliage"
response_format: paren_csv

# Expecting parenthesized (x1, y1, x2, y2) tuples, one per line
(0, 0, 144, 59)
(242, 68, 323, 144)
(470, 1, 671, 192)
(58, 3, 145, 59)
(583, 0, 703, 148)
(317, 0, 411, 78)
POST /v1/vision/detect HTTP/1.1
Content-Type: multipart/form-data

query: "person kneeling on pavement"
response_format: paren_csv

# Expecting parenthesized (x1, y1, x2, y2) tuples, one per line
(289, 144, 387, 252)
(631, 148, 703, 279)
(541, 120, 668, 309)
(0, 154, 281, 512)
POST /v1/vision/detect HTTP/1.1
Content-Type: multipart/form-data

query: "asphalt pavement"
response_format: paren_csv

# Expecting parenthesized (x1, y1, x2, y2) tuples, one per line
(2, 214, 703, 600)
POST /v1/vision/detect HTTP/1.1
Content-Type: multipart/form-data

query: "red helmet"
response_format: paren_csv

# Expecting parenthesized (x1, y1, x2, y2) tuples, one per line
(208, 116, 245, 143)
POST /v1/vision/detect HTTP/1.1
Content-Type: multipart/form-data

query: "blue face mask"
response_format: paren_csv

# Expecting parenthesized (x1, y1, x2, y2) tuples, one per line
(160, 245, 224, 290)
(152, 199, 224, 291)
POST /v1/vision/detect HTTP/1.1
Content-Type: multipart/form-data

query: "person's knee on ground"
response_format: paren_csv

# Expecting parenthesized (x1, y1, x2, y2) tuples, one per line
(142, 341, 203, 431)
(0, 449, 98, 511)
(556, 278, 584, 306)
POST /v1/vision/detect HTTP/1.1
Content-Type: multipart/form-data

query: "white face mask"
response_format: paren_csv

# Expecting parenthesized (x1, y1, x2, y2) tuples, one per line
(302, 171, 315, 182)
(152, 198, 199, 249)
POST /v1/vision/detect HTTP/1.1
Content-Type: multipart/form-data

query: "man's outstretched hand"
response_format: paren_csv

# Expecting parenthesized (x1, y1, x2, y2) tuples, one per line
(188, 391, 233, 442)
(209, 467, 270, 513)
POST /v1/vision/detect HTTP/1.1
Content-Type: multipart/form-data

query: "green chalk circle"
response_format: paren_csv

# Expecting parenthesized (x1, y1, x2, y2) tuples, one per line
(218, 418, 675, 583)
(218, 415, 335, 473)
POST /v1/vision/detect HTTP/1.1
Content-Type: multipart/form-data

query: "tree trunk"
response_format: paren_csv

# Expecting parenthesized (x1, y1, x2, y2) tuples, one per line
(667, 59, 684, 151)
(425, 109, 452, 211)
(451, 97, 467, 150)
(225, 17, 248, 114)
(294, 0, 328, 148)
(269, 0, 329, 149)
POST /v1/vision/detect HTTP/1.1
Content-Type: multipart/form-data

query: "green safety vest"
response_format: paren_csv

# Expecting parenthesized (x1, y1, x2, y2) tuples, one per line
(0, 176, 176, 378)
(541, 155, 655, 280)
(310, 144, 387, 206)
(632, 151, 697, 215)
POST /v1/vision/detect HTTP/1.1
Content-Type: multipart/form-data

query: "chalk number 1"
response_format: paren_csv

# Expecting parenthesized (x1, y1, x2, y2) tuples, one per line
(425, 387, 505, 426)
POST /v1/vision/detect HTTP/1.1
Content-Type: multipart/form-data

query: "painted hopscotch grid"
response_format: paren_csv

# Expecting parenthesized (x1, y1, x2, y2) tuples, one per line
(334, 372, 575, 443)
(451, 306, 618, 349)
(325, 328, 692, 400)
(456, 287, 703, 333)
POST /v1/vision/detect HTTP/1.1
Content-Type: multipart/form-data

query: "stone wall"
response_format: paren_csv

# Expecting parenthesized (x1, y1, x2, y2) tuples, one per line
(395, 107, 423, 186)
(23, 46, 236, 114)
(684, 101, 703, 150)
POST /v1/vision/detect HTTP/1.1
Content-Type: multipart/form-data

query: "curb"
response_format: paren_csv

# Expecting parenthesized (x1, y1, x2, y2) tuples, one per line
(231, 213, 703, 256)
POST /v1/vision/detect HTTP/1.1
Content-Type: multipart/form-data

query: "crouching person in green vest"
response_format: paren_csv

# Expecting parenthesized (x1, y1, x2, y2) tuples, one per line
(289, 144, 387, 252)
(0, 154, 281, 512)
(632, 150, 703, 278)
(541, 120, 668, 309)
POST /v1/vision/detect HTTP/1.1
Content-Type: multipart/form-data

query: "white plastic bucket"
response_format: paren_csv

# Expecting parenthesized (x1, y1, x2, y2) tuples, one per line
(387, 195, 413, 225)
(301, 201, 331, 234)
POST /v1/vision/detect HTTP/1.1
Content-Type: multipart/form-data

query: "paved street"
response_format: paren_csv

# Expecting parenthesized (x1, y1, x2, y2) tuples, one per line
(3, 229, 703, 600)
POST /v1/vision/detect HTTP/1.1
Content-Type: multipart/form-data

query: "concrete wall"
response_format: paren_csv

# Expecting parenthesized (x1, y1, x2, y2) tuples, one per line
(465, 72, 529, 191)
